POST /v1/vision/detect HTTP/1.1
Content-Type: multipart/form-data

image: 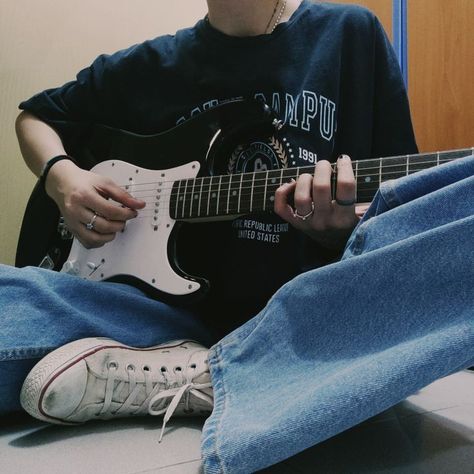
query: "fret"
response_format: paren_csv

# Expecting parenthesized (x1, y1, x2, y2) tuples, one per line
(408, 153, 430, 174)
(437, 151, 440, 167)
(215, 176, 223, 215)
(189, 177, 198, 218)
(180, 179, 188, 219)
(237, 173, 244, 214)
(378, 158, 382, 187)
(173, 179, 182, 219)
(228, 173, 242, 214)
(406, 154, 409, 177)
(208, 176, 221, 217)
(355, 159, 379, 203)
(249, 172, 256, 212)
(226, 174, 232, 214)
(354, 160, 359, 200)
(262, 170, 269, 211)
(252, 171, 268, 213)
(239, 172, 255, 214)
(206, 176, 214, 216)
(266, 169, 283, 209)
(440, 148, 474, 162)
(218, 175, 231, 216)
(281, 167, 298, 183)
(198, 176, 211, 217)
(381, 155, 409, 182)
(298, 165, 314, 175)
(181, 179, 189, 219)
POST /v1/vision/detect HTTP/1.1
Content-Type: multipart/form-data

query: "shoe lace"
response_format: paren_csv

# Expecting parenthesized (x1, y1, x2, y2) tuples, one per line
(148, 379, 213, 442)
(101, 357, 213, 442)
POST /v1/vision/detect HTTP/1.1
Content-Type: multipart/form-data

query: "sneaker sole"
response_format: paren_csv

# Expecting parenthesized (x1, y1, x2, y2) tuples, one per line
(20, 337, 195, 424)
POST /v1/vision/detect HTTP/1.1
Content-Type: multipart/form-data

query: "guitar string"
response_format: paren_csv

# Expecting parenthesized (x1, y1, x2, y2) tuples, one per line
(111, 156, 462, 191)
(123, 163, 445, 220)
(89, 155, 468, 220)
(125, 166, 432, 198)
(126, 182, 394, 205)
(116, 145, 470, 190)
(120, 183, 405, 218)
(115, 160, 458, 216)
(122, 176, 421, 221)
(115, 161, 453, 206)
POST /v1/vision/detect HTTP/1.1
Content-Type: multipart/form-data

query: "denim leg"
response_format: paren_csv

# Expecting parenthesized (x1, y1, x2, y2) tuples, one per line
(201, 156, 474, 474)
(0, 265, 216, 415)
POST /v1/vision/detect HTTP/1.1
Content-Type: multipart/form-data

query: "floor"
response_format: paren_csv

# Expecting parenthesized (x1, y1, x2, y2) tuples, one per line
(1, 370, 473, 474)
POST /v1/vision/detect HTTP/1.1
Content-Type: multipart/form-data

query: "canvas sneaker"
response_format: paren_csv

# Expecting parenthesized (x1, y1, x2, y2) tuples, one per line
(20, 337, 213, 441)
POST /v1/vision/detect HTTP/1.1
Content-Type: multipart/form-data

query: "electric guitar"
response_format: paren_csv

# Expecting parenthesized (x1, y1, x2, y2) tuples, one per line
(15, 99, 473, 304)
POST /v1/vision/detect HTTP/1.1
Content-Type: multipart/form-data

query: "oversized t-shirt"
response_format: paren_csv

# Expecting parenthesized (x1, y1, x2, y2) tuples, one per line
(20, 1, 418, 335)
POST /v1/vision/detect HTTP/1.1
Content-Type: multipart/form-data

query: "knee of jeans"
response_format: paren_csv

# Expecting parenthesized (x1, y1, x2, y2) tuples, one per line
(343, 181, 400, 258)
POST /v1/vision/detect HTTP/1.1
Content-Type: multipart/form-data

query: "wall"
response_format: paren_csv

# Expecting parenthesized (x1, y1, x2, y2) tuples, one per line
(332, 0, 474, 153)
(408, 0, 474, 152)
(0, 0, 208, 265)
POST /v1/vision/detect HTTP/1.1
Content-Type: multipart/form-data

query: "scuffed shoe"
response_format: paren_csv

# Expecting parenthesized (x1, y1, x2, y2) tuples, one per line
(20, 338, 213, 440)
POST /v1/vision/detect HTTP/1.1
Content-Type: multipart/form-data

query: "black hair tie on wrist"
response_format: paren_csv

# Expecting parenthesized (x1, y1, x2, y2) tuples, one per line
(39, 155, 76, 191)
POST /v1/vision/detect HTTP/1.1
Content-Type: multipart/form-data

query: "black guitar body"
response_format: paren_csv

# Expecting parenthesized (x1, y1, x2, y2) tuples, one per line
(15, 99, 278, 281)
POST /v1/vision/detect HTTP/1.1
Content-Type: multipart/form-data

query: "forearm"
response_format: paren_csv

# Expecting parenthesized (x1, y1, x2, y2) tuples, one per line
(15, 111, 67, 178)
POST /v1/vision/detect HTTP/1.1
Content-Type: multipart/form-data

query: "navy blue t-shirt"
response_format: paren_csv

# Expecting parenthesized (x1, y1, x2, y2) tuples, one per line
(20, 1, 417, 335)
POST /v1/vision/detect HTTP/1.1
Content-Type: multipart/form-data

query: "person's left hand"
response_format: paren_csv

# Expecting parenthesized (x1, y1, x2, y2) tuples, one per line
(274, 155, 360, 250)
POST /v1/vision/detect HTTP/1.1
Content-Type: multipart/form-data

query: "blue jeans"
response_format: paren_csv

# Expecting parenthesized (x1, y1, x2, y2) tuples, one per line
(1, 156, 473, 473)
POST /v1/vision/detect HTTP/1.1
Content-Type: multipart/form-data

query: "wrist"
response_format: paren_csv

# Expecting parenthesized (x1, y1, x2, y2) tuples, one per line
(40, 155, 76, 188)
(41, 155, 77, 197)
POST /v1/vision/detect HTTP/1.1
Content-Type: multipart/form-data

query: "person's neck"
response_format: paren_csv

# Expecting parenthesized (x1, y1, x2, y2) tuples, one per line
(206, 0, 302, 37)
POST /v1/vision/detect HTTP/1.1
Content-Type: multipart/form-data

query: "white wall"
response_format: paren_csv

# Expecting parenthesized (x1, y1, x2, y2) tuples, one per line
(0, 0, 208, 264)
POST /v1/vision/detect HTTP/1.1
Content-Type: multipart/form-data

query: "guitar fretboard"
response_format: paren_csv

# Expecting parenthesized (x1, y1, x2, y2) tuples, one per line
(169, 148, 473, 220)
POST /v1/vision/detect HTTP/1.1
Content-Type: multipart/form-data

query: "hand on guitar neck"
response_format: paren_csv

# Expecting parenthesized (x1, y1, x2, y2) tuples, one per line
(274, 155, 362, 250)
(46, 160, 146, 249)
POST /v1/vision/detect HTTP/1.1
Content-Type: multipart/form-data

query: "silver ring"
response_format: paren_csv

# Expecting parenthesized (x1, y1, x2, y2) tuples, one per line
(335, 198, 356, 206)
(85, 212, 98, 231)
(293, 202, 314, 221)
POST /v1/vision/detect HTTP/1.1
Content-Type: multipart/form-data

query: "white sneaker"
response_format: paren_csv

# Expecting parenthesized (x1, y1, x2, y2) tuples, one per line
(20, 338, 213, 441)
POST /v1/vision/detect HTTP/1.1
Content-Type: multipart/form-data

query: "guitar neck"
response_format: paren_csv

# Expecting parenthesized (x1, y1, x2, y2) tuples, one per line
(169, 148, 473, 221)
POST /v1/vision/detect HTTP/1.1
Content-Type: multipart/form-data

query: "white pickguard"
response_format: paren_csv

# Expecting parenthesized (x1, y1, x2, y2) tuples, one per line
(61, 160, 202, 296)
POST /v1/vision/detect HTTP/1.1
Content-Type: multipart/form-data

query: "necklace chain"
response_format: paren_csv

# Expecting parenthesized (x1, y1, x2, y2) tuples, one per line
(267, 0, 288, 34)
(264, 0, 282, 33)
(205, 0, 289, 36)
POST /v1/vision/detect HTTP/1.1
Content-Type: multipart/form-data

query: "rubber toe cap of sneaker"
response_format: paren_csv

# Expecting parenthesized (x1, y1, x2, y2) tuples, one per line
(41, 359, 88, 421)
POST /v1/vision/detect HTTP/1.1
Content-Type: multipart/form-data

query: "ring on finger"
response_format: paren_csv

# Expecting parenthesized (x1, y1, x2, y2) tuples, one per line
(335, 197, 356, 206)
(293, 202, 315, 221)
(85, 212, 98, 231)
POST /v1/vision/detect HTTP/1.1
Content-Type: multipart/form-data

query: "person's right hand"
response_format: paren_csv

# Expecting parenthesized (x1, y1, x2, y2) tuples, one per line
(45, 160, 146, 249)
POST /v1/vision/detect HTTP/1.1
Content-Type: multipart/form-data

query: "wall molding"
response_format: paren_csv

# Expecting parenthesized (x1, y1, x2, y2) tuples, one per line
(392, 0, 408, 86)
